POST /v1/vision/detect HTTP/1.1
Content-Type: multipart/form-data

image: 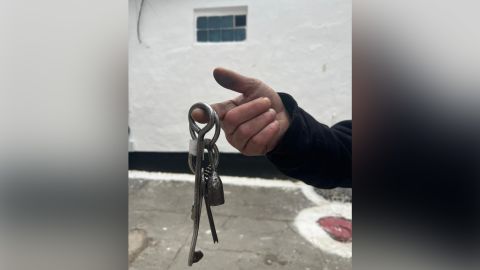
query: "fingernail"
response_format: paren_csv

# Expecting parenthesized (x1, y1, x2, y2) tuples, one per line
(262, 97, 271, 106)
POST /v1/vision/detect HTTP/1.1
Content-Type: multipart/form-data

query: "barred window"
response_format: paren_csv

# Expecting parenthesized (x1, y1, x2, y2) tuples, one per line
(196, 15, 247, 42)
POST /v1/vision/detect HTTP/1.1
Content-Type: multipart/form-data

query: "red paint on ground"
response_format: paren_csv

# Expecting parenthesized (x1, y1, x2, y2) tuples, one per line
(317, 216, 352, 243)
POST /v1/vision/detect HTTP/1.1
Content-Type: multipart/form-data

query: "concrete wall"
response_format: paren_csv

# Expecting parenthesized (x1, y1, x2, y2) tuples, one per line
(129, 0, 351, 152)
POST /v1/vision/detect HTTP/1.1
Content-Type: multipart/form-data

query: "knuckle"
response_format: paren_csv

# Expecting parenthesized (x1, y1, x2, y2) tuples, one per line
(251, 78, 262, 89)
(249, 101, 269, 115)
(223, 110, 238, 125)
(237, 124, 251, 138)
(226, 134, 242, 151)
(243, 78, 262, 92)
(250, 135, 264, 147)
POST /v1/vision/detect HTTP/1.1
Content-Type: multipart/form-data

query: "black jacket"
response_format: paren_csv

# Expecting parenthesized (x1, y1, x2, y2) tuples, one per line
(266, 93, 352, 189)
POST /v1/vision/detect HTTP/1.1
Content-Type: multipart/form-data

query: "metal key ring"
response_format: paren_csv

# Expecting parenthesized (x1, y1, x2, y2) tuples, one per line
(188, 102, 216, 140)
(189, 105, 221, 150)
(188, 107, 220, 174)
(188, 154, 196, 174)
(205, 140, 220, 169)
(208, 111, 221, 147)
(188, 103, 220, 174)
(188, 139, 219, 174)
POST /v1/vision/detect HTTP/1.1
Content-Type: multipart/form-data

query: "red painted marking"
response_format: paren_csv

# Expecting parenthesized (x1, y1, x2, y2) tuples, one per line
(317, 216, 352, 243)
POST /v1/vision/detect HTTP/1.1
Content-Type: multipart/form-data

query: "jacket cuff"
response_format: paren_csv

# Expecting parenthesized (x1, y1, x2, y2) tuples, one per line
(266, 92, 305, 169)
(277, 92, 298, 121)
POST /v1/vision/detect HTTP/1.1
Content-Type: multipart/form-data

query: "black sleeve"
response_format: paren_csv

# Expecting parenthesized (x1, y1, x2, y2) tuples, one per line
(266, 93, 352, 189)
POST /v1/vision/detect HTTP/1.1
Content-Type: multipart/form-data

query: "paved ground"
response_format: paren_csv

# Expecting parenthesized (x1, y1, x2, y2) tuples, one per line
(129, 172, 352, 270)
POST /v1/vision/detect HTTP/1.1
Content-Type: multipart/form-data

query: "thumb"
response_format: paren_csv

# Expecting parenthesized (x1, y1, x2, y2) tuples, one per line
(213, 67, 259, 95)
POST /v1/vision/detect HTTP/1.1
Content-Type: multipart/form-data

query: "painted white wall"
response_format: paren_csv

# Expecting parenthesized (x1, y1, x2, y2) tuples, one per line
(129, 0, 351, 152)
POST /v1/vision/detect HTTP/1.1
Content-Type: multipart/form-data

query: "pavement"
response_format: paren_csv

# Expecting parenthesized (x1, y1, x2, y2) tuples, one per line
(129, 171, 352, 270)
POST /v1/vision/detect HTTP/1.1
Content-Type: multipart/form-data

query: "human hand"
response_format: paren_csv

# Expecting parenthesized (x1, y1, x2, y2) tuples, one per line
(192, 67, 290, 156)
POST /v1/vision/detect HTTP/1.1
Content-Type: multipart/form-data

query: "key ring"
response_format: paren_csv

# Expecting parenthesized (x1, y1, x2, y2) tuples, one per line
(188, 103, 221, 148)
(205, 140, 220, 170)
(187, 102, 224, 266)
(187, 102, 222, 266)
(188, 103, 221, 173)
(188, 102, 216, 140)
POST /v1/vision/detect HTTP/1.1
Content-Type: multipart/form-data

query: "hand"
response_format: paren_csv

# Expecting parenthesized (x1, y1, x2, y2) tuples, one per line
(192, 67, 290, 156)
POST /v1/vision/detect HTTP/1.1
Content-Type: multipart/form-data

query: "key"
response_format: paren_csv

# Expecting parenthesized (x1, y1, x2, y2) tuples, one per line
(187, 102, 223, 266)
(203, 164, 219, 243)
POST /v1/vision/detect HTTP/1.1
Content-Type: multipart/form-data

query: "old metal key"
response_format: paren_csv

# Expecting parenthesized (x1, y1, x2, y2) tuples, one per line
(187, 103, 224, 266)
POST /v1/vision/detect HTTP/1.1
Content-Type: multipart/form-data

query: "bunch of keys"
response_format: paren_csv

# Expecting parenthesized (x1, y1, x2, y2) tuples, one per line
(187, 103, 225, 266)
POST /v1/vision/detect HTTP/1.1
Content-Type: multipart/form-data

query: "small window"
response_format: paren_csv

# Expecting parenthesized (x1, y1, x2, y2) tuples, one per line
(196, 14, 247, 42)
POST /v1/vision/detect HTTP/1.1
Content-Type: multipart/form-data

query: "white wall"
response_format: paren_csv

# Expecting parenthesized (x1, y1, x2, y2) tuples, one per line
(129, 0, 351, 152)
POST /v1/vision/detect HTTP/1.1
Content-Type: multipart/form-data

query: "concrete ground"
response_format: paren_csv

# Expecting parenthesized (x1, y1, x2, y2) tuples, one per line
(129, 172, 352, 270)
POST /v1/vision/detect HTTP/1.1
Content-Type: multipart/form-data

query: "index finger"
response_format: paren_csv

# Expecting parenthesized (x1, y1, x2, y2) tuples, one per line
(191, 100, 237, 123)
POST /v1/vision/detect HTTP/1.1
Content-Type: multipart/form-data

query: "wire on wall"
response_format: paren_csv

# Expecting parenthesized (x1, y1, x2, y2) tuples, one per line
(137, 0, 145, 44)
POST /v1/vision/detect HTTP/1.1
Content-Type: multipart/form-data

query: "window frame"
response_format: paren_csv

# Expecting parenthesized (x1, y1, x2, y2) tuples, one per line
(193, 6, 248, 44)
